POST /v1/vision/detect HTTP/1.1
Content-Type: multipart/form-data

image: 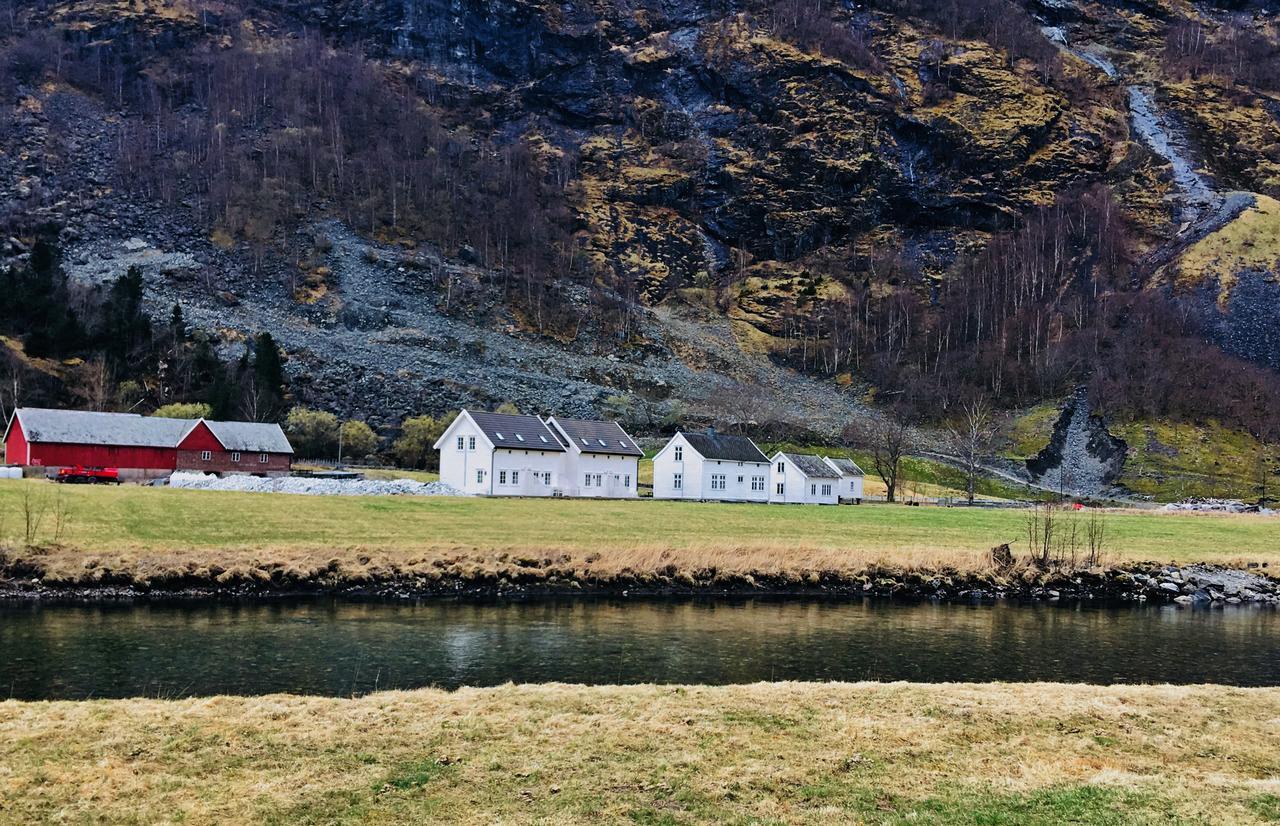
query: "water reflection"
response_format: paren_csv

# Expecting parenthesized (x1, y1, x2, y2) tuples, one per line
(1, 598, 1277, 700)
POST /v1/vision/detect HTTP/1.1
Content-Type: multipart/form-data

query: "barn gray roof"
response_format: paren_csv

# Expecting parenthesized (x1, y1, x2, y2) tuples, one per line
(548, 417, 643, 456)
(205, 420, 294, 454)
(681, 432, 769, 463)
(824, 456, 865, 477)
(466, 410, 565, 451)
(779, 452, 839, 479)
(11, 408, 293, 454)
(14, 408, 193, 448)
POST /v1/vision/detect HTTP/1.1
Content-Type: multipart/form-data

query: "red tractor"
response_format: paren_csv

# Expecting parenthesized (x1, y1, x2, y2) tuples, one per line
(56, 466, 122, 485)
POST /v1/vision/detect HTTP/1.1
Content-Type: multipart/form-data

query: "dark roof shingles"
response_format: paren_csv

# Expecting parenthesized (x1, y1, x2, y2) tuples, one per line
(782, 452, 839, 478)
(552, 417, 643, 456)
(467, 410, 564, 451)
(682, 432, 769, 463)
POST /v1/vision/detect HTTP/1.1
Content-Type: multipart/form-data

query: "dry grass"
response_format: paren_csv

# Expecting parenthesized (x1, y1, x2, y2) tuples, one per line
(2, 682, 1278, 823)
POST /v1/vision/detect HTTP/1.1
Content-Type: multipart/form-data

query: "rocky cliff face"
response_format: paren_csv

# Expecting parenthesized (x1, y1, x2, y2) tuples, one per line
(2, 0, 1278, 436)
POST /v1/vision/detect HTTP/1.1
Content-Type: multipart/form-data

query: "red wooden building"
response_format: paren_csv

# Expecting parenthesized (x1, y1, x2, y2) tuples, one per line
(2, 408, 294, 479)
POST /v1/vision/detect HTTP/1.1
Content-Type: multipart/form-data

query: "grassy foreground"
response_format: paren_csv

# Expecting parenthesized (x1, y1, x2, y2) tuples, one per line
(2, 682, 1278, 823)
(1, 480, 1278, 589)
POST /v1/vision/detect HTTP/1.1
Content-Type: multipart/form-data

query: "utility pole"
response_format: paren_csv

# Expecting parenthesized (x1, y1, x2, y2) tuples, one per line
(338, 422, 344, 469)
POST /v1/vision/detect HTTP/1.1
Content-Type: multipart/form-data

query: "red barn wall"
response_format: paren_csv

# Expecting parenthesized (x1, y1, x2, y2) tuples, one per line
(4, 418, 28, 465)
(27, 442, 177, 470)
(176, 421, 223, 452)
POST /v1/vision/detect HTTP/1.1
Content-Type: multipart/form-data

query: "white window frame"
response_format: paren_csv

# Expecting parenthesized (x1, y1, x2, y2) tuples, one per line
(457, 436, 464, 450)
(200, 450, 212, 462)
(673, 473, 683, 490)
(711, 474, 726, 491)
(776, 482, 785, 495)
(674, 446, 683, 461)
(468, 436, 476, 450)
(584, 473, 592, 487)
(477, 469, 485, 484)
(259, 453, 268, 464)
(511, 471, 519, 485)
(499, 470, 508, 485)
(624, 474, 631, 488)
(231, 452, 241, 463)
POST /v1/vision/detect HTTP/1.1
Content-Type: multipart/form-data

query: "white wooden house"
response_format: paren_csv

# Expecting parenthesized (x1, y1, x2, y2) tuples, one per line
(434, 409, 642, 498)
(652, 431, 771, 502)
(823, 456, 865, 503)
(434, 410, 566, 496)
(769, 452, 840, 505)
(544, 416, 642, 498)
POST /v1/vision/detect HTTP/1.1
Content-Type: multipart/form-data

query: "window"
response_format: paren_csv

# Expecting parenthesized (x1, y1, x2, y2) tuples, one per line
(543, 472, 553, 485)
(751, 476, 765, 491)
(259, 453, 268, 464)
(737, 475, 744, 484)
(584, 473, 592, 487)
(457, 436, 464, 450)
(777, 461, 785, 473)
(496, 432, 504, 441)
(511, 471, 520, 485)
(624, 474, 631, 488)
(516, 434, 525, 442)
(674, 446, 683, 461)
(468, 436, 476, 450)
(595, 474, 603, 486)
(822, 484, 833, 496)
(231, 452, 241, 463)
(673, 473, 683, 490)
(810, 484, 817, 496)
(851, 480, 857, 492)
(200, 450, 212, 462)
(776, 482, 785, 495)
(539, 435, 548, 443)
(598, 439, 607, 447)
(711, 474, 726, 491)
(499, 471, 508, 485)
(477, 469, 485, 484)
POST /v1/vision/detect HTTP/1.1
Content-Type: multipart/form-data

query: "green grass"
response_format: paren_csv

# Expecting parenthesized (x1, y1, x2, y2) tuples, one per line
(0, 478, 1277, 570)
(1111, 420, 1276, 502)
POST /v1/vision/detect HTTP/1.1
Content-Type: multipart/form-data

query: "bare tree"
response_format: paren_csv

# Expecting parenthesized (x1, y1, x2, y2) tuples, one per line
(846, 412, 914, 503)
(947, 396, 994, 505)
(0, 353, 21, 426)
(69, 358, 113, 411)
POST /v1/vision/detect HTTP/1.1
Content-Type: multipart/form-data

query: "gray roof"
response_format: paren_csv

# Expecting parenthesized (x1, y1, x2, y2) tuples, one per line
(779, 452, 839, 479)
(14, 408, 193, 448)
(824, 456, 865, 477)
(10, 408, 293, 454)
(467, 410, 565, 452)
(548, 417, 643, 456)
(681, 432, 769, 464)
(205, 420, 294, 454)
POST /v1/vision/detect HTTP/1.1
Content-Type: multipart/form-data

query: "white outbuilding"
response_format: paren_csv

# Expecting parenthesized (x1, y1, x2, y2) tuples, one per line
(544, 416, 642, 498)
(769, 452, 840, 505)
(652, 431, 771, 502)
(823, 456, 865, 503)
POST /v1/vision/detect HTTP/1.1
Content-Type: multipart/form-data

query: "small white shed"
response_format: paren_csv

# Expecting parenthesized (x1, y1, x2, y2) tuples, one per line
(823, 456, 865, 503)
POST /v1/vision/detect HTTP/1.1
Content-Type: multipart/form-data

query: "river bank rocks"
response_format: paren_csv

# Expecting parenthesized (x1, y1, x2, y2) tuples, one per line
(2, 558, 1276, 606)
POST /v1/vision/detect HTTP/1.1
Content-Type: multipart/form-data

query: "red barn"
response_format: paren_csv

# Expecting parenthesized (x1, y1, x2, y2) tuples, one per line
(2, 408, 294, 479)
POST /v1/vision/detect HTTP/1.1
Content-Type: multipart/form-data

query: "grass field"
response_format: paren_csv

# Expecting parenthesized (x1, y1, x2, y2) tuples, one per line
(2, 681, 1278, 823)
(0, 479, 1277, 587)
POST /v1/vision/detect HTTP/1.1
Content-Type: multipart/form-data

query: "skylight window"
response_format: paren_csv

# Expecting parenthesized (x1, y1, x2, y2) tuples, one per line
(598, 439, 607, 447)
(516, 434, 525, 442)
(581, 438, 590, 446)
(540, 435, 548, 443)
(496, 432, 505, 440)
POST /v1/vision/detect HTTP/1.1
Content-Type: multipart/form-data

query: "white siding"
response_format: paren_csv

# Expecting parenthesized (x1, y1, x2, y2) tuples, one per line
(489, 449, 565, 496)
(653, 434, 768, 502)
(652, 433, 699, 500)
(435, 414, 493, 495)
(567, 452, 639, 498)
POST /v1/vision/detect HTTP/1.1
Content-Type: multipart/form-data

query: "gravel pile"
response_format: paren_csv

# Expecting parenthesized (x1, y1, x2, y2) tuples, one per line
(169, 471, 462, 497)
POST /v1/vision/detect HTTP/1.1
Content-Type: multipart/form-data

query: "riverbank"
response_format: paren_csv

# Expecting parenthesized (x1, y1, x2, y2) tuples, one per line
(1, 480, 1278, 603)
(2, 681, 1277, 823)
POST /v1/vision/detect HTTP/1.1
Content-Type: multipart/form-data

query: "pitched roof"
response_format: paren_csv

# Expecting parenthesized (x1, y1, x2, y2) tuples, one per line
(204, 420, 294, 454)
(14, 408, 193, 448)
(681, 431, 769, 463)
(548, 417, 643, 456)
(779, 452, 839, 479)
(824, 456, 865, 477)
(10, 408, 294, 454)
(466, 410, 565, 451)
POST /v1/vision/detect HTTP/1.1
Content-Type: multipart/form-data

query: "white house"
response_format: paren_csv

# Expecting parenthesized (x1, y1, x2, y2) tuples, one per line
(652, 431, 771, 502)
(433, 409, 642, 498)
(544, 416, 642, 498)
(769, 452, 840, 505)
(434, 410, 567, 496)
(823, 456, 865, 503)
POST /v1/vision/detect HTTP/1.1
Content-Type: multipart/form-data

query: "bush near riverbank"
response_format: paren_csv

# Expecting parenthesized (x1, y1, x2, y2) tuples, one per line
(2, 682, 1278, 823)
(0, 480, 1277, 599)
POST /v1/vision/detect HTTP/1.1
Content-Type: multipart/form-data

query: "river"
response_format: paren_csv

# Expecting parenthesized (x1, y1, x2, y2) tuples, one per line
(2, 598, 1278, 699)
